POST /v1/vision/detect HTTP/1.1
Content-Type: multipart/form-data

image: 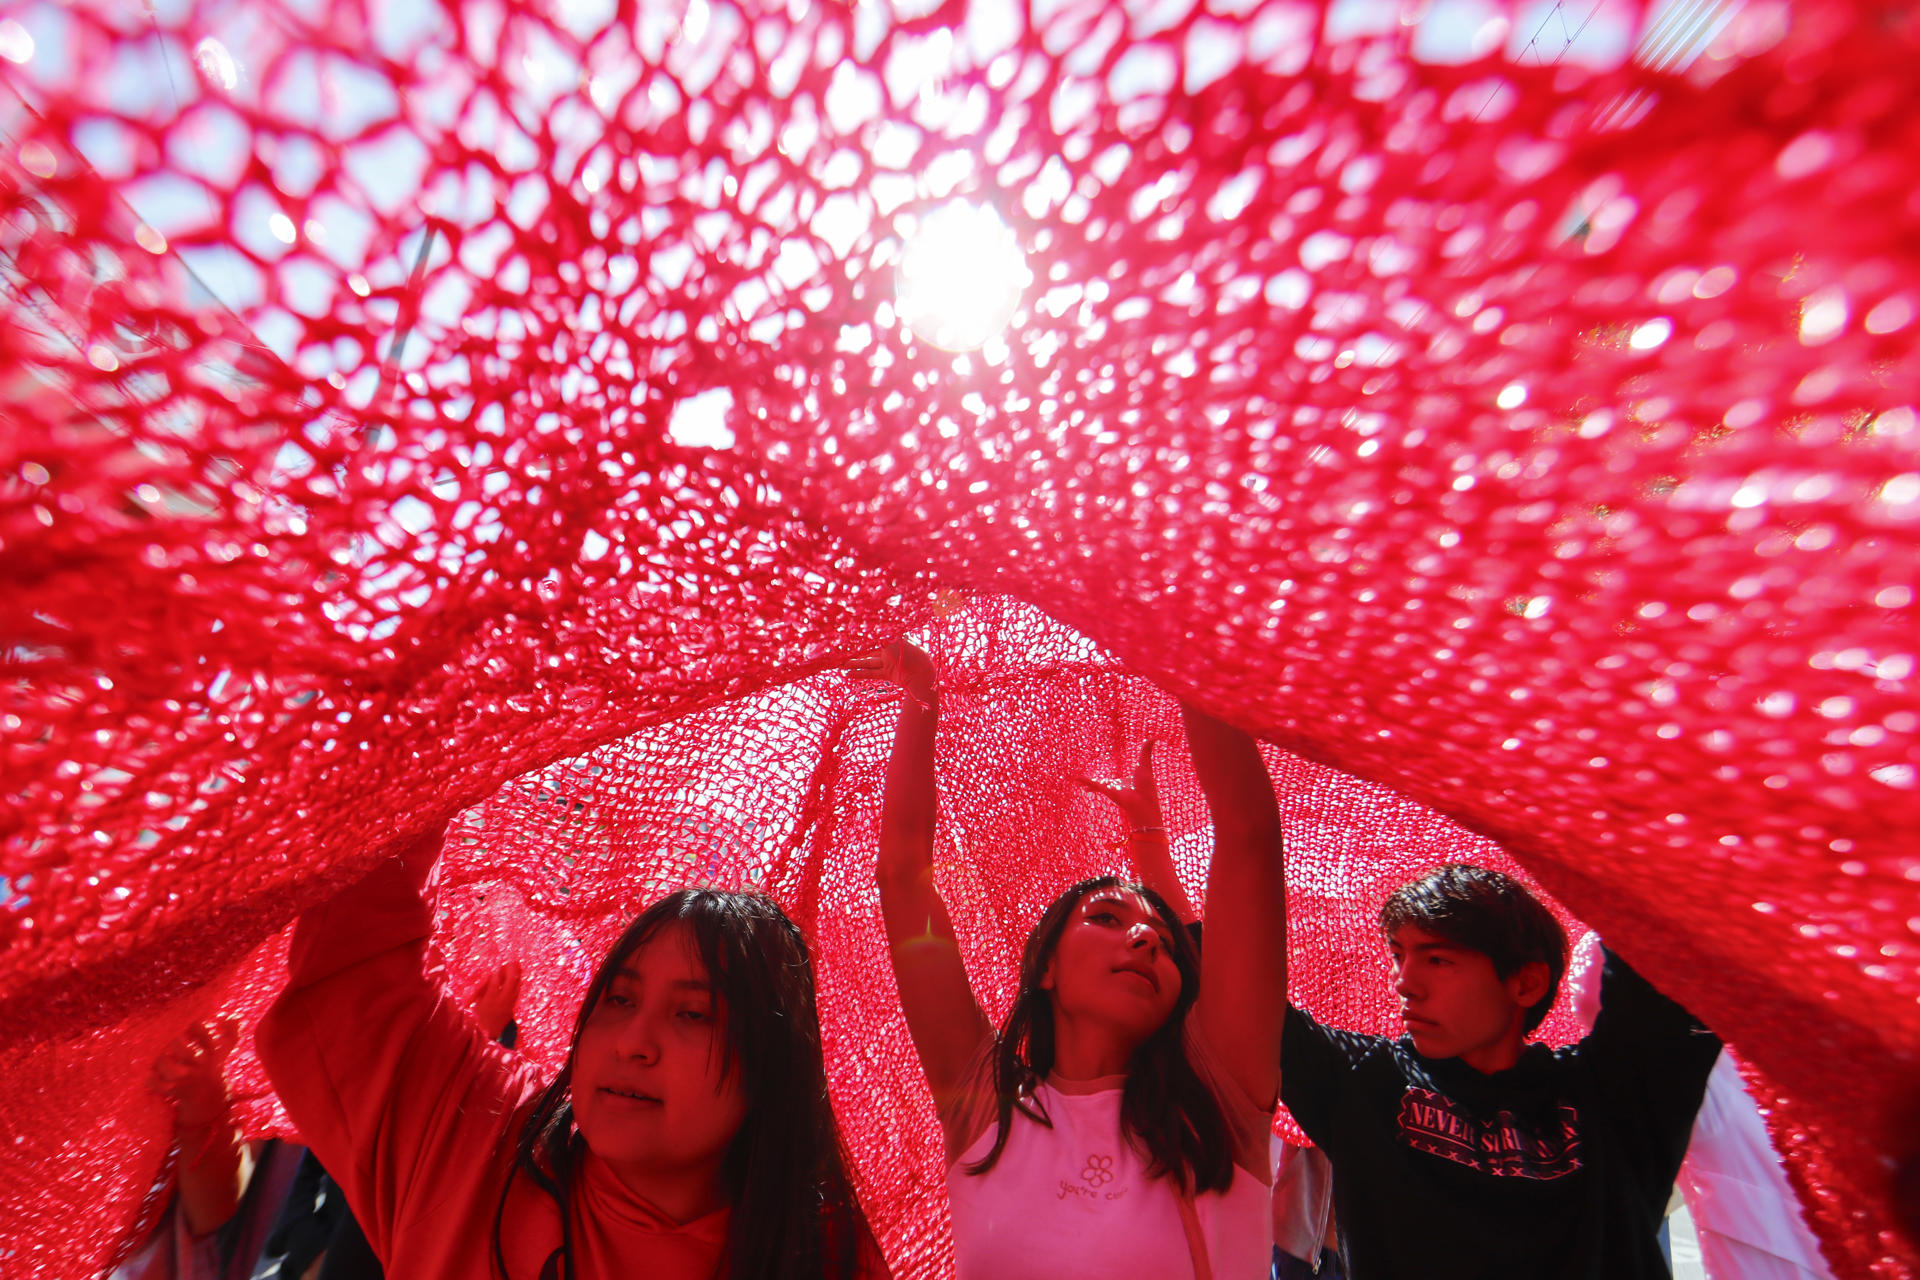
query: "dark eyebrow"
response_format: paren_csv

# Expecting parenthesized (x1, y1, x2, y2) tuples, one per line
(1085, 894, 1174, 937)
(611, 968, 713, 993)
(1086, 893, 1152, 921)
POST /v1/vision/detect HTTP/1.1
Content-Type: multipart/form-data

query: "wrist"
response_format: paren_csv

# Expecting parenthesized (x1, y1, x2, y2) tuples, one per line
(175, 1112, 235, 1137)
(176, 1119, 239, 1167)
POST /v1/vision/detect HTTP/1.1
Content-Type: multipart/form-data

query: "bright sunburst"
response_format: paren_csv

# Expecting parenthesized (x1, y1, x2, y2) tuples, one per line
(895, 200, 1030, 353)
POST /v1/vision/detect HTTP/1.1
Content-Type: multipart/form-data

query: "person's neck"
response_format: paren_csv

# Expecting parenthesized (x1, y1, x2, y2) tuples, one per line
(594, 1152, 729, 1225)
(1454, 1029, 1527, 1076)
(1049, 1012, 1140, 1080)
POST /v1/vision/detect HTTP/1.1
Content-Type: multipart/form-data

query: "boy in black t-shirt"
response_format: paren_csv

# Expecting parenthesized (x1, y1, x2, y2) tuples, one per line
(1284, 864, 1721, 1280)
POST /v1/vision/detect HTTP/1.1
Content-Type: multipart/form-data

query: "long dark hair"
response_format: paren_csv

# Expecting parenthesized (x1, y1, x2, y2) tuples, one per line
(488, 889, 872, 1280)
(965, 876, 1235, 1195)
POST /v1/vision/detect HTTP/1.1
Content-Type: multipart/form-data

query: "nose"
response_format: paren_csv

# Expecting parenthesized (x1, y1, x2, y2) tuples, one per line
(613, 1011, 661, 1064)
(1127, 923, 1161, 955)
(1393, 964, 1419, 1001)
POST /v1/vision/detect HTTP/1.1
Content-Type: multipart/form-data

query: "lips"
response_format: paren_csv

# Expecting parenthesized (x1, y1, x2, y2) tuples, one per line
(599, 1085, 661, 1105)
(1113, 960, 1161, 993)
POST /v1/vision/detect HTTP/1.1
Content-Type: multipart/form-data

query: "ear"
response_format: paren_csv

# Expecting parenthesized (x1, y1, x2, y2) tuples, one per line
(1038, 954, 1057, 992)
(1507, 960, 1552, 1014)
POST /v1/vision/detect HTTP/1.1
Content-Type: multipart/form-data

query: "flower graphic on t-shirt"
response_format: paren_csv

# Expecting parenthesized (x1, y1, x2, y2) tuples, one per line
(1080, 1154, 1115, 1188)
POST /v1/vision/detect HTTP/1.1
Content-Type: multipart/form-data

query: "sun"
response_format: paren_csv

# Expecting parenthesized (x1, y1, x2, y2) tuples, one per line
(894, 200, 1030, 353)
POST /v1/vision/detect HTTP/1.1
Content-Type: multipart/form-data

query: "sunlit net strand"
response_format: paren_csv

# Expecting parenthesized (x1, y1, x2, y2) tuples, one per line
(1, 0, 1917, 1276)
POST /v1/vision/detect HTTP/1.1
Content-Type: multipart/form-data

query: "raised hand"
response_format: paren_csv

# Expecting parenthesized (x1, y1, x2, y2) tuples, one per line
(150, 1015, 241, 1134)
(1082, 739, 1195, 922)
(151, 1014, 255, 1234)
(864, 633, 989, 1120)
(845, 639, 938, 708)
(1077, 739, 1164, 832)
(470, 959, 523, 1041)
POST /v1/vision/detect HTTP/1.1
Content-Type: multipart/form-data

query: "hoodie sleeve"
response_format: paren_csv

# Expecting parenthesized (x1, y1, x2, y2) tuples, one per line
(256, 840, 541, 1263)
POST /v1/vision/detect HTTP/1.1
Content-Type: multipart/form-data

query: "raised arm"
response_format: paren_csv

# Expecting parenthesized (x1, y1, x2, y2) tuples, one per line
(257, 824, 536, 1260)
(150, 1016, 254, 1238)
(1183, 704, 1287, 1110)
(1078, 739, 1199, 925)
(850, 641, 991, 1120)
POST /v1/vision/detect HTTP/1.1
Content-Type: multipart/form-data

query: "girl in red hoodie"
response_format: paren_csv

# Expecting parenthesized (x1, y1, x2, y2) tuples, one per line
(259, 824, 885, 1280)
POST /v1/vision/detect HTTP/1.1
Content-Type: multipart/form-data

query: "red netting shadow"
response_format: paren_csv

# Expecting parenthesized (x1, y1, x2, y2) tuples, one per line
(2, 0, 1916, 1274)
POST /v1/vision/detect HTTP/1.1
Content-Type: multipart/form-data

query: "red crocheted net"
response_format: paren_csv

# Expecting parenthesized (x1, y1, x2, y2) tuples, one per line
(2, 0, 1916, 1274)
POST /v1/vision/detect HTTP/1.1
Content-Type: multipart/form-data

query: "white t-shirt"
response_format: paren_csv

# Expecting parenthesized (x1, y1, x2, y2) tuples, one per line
(943, 1045, 1273, 1280)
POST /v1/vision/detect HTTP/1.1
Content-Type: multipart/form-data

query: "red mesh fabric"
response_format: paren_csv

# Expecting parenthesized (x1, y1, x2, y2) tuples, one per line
(1, 0, 1916, 1275)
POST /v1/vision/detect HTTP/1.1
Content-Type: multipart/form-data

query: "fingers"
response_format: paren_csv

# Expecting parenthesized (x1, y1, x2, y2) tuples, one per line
(182, 1021, 216, 1059)
(156, 1035, 197, 1071)
(1075, 776, 1125, 803)
(475, 960, 521, 1002)
(843, 642, 915, 688)
(842, 654, 897, 683)
(205, 1014, 241, 1059)
(470, 960, 524, 1037)
(159, 1021, 221, 1080)
(156, 1037, 199, 1069)
(152, 1019, 236, 1118)
(151, 1056, 192, 1092)
(1133, 739, 1160, 798)
(169, 1020, 236, 1073)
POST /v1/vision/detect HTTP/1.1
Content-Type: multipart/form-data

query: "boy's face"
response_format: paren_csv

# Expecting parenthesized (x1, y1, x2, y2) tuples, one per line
(1388, 925, 1545, 1070)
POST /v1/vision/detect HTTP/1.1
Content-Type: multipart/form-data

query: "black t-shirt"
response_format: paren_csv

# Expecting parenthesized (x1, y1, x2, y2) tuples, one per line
(1281, 948, 1721, 1280)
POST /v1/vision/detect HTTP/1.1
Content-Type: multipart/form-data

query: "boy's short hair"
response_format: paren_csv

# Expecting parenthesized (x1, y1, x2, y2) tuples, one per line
(1380, 864, 1569, 1035)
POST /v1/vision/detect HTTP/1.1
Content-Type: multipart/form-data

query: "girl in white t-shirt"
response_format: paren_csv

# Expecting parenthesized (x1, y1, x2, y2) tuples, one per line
(852, 642, 1287, 1279)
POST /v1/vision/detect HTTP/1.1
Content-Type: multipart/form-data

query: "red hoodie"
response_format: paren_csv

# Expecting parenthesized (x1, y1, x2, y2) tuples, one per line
(258, 854, 738, 1280)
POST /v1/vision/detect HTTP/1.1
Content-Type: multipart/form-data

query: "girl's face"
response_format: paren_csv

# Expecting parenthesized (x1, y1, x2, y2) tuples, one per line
(571, 922, 748, 1195)
(1040, 888, 1183, 1044)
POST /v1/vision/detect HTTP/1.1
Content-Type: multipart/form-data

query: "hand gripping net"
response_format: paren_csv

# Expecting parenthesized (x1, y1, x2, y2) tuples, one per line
(1, 0, 1916, 1275)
